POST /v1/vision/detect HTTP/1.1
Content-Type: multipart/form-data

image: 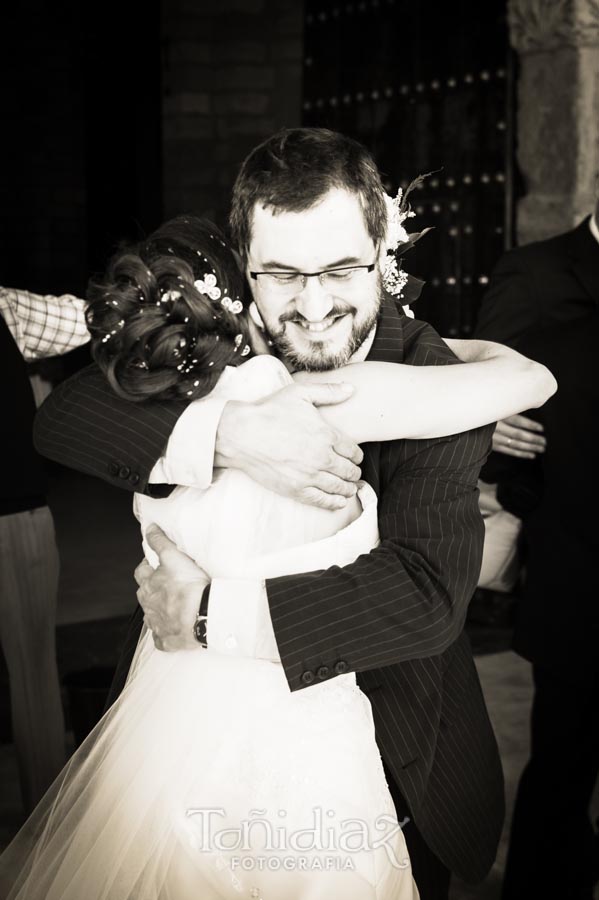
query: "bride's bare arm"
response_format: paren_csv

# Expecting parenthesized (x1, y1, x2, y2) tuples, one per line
(291, 339, 557, 443)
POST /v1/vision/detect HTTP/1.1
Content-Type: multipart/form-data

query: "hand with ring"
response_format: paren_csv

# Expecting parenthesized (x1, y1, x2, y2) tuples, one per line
(492, 414, 546, 459)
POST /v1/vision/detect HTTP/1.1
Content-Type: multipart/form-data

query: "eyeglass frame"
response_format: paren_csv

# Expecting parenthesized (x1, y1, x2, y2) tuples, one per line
(249, 262, 377, 291)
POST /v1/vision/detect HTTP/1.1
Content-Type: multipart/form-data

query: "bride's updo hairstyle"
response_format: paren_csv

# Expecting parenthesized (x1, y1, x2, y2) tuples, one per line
(86, 216, 252, 402)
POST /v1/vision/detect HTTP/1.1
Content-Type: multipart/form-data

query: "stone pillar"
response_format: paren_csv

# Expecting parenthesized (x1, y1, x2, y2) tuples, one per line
(508, 0, 599, 244)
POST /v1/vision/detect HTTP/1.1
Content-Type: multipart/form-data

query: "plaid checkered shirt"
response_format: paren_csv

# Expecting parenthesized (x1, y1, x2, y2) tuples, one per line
(0, 287, 89, 360)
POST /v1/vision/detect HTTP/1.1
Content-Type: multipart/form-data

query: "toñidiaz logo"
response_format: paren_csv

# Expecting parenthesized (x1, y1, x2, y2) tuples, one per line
(183, 806, 412, 871)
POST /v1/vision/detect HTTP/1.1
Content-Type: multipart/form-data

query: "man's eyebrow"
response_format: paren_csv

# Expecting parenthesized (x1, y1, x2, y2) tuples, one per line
(258, 256, 364, 271)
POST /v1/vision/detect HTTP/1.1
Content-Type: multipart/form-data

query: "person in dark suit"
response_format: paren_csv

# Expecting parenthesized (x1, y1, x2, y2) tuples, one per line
(473, 206, 599, 897)
(475, 206, 599, 458)
(33, 128, 514, 899)
(496, 313, 599, 899)
(471, 205, 599, 620)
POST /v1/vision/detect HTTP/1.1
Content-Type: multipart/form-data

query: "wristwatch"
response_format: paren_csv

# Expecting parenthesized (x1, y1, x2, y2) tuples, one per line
(193, 583, 211, 647)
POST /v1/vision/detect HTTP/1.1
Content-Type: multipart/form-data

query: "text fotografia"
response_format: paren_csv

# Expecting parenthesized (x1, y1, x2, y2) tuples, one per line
(184, 807, 411, 869)
(231, 855, 357, 872)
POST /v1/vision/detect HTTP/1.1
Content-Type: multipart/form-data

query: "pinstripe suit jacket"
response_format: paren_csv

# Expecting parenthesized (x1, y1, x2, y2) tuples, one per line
(34, 299, 504, 882)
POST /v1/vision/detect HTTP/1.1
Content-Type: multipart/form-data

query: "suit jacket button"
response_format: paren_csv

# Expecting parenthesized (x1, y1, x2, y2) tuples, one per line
(317, 665, 330, 680)
(119, 465, 131, 479)
(301, 670, 315, 685)
(129, 473, 140, 486)
(108, 462, 120, 476)
(334, 660, 348, 675)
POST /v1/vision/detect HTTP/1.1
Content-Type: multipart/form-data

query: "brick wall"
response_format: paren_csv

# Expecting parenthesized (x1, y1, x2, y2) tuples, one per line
(0, 1, 302, 296)
(0, 1, 162, 297)
(161, 0, 304, 230)
(0, 4, 88, 295)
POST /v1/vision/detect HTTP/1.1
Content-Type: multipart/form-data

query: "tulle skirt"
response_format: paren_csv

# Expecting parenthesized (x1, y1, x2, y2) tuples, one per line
(0, 626, 417, 899)
(0, 477, 417, 898)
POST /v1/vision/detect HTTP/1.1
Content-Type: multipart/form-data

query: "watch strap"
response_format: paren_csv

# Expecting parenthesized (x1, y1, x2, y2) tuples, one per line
(193, 583, 211, 647)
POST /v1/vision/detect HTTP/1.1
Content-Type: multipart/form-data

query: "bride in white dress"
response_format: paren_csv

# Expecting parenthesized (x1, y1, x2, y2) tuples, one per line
(0, 217, 554, 900)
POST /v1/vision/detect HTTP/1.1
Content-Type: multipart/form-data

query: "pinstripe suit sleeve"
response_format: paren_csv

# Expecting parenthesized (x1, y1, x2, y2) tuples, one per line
(267, 422, 493, 692)
(33, 364, 188, 493)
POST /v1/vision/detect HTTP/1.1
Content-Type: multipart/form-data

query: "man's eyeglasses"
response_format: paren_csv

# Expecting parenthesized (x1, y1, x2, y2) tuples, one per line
(249, 263, 376, 297)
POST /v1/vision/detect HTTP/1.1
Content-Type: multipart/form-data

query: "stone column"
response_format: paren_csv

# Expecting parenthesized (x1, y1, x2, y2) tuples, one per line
(508, 0, 599, 244)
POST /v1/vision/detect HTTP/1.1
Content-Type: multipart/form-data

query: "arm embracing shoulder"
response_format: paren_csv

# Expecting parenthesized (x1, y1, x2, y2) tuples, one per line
(292, 341, 556, 443)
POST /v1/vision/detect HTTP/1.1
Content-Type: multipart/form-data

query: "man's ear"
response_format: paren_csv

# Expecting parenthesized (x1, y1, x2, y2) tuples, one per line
(249, 301, 266, 330)
(246, 311, 271, 353)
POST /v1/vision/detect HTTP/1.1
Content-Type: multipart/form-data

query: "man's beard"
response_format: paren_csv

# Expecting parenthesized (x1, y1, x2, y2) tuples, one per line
(265, 290, 382, 372)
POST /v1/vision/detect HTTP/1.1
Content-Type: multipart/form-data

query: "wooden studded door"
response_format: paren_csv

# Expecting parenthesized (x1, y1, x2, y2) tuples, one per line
(302, 0, 517, 336)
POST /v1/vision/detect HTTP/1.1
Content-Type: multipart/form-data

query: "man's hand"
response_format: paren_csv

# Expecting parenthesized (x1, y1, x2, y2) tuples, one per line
(492, 414, 546, 459)
(214, 382, 363, 511)
(134, 526, 208, 652)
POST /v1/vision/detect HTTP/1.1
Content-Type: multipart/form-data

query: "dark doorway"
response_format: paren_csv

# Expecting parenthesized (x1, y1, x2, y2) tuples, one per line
(0, 0, 163, 298)
(83, 0, 163, 279)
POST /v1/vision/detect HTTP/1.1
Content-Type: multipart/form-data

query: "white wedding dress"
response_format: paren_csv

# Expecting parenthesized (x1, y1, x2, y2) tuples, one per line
(0, 356, 418, 900)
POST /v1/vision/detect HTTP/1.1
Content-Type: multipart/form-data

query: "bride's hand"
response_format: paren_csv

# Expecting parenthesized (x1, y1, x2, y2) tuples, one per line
(135, 526, 209, 652)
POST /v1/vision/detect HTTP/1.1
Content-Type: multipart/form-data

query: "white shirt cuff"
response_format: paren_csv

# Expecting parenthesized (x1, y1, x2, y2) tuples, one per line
(206, 577, 280, 661)
(149, 396, 228, 487)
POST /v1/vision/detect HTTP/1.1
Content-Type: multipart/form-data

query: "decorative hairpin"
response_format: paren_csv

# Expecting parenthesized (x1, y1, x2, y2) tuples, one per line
(233, 333, 251, 356)
(194, 273, 221, 301)
(101, 319, 125, 343)
(194, 273, 244, 316)
(221, 296, 243, 314)
(172, 336, 201, 375)
(161, 289, 181, 304)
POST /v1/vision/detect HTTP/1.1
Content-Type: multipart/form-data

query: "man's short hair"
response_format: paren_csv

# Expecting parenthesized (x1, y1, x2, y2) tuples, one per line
(229, 127, 388, 257)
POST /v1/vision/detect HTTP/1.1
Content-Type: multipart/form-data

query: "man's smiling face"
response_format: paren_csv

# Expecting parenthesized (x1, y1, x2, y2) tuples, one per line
(246, 188, 383, 371)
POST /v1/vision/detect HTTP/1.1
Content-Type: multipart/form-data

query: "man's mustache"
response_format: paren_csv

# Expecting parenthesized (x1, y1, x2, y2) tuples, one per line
(279, 305, 356, 325)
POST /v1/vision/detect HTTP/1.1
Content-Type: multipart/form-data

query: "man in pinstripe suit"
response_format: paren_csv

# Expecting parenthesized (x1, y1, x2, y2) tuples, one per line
(35, 129, 504, 898)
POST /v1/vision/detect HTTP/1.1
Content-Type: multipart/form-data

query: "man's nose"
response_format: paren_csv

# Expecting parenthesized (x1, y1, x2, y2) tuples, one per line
(294, 275, 334, 322)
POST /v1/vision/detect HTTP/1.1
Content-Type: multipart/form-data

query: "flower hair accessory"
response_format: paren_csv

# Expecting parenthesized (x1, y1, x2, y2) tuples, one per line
(221, 297, 244, 315)
(194, 273, 221, 301)
(194, 273, 243, 315)
(234, 333, 251, 357)
(382, 173, 434, 314)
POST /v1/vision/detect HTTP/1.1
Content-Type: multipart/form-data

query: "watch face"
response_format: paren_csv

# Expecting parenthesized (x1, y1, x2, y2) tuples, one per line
(193, 614, 208, 647)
